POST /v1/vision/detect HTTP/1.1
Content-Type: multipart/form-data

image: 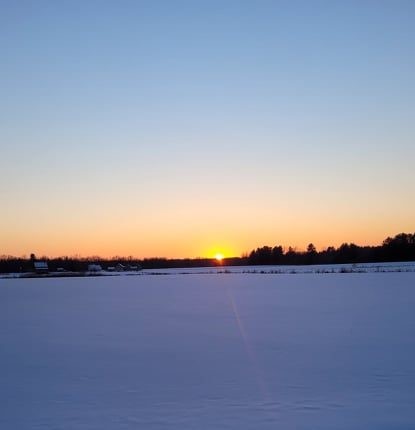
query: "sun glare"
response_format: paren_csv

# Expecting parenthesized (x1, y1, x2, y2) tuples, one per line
(215, 253, 224, 262)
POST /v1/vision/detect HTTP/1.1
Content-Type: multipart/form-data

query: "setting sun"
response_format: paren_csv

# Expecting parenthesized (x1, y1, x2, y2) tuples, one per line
(214, 253, 224, 262)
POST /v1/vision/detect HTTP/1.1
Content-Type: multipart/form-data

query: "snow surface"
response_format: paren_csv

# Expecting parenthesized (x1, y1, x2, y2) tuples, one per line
(1, 273, 415, 429)
(142, 261, 415, 275)
(2, 261, 415, 279)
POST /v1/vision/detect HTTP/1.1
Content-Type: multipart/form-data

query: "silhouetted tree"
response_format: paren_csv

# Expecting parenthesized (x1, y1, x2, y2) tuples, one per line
(272, 246, 284, 263)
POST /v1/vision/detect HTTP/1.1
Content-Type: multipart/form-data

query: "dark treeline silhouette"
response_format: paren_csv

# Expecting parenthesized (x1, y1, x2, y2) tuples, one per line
(0, 233, 414, 274)
(247, 233, 415, 265)
(0, 255, 245, 274)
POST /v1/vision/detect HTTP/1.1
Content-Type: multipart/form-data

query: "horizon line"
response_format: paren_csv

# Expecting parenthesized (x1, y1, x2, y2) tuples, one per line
(2, 231, 413, 261)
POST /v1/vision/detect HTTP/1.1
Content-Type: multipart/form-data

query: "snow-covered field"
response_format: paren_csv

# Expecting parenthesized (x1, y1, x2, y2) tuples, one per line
(143, 261, 415, 275)
(1, 273, 415, 429)
(2, 261, 415, 279)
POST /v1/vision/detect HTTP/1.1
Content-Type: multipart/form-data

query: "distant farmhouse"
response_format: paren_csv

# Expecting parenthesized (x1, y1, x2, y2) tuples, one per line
(33, 261, 49, 274)
(107, 263, 142, 272)
(88, 264, 102, 273)
(115, 263, 125, 272)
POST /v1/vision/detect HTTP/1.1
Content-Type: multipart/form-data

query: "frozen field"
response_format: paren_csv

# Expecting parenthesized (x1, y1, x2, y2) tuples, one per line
(1, 273, 415, 429)
(143, 261, 415, 275)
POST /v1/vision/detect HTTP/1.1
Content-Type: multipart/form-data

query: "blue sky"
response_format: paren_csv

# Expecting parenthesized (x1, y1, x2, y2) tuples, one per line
(1, 1, 414, 257)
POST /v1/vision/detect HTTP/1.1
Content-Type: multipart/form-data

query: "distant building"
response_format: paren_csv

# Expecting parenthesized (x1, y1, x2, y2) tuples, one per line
(34, 261, 49, 274)
(107, 263, 142, 272)
(88, 264, 102, 272)
(115, 263, 125, 272)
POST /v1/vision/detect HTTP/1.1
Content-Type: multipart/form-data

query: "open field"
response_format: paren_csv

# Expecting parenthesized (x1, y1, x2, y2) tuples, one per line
(1, 272, 414, 429)
(2, 261, 415, 279)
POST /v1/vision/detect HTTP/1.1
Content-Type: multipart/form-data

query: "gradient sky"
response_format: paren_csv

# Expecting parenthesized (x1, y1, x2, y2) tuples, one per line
(1, 0, 414, 258)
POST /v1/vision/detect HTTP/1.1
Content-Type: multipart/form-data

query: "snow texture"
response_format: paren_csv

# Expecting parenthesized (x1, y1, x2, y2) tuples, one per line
(1, 273, 415, 429)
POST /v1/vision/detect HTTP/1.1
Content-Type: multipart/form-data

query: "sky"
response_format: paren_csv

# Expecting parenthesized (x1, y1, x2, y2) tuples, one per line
(1, 0, 414, 258)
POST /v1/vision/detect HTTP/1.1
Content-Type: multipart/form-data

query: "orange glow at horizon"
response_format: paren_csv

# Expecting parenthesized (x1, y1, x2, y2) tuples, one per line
(1, 182, 414, 260)
(2, 219, 414, 259)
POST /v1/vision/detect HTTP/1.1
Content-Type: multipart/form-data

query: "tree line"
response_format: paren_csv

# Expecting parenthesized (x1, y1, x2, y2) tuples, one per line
(0, 232, 414, 273)
(247, 233, 415, 265)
